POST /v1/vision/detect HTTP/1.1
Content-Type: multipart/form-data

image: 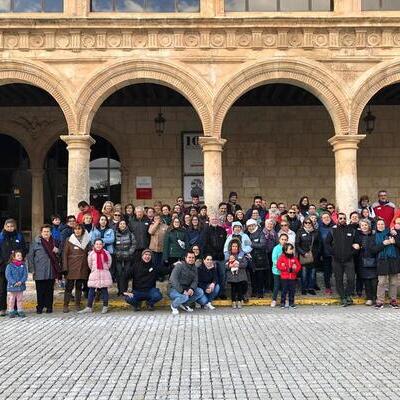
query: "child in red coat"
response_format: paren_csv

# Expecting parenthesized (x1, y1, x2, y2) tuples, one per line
(277, 243, 302, 308)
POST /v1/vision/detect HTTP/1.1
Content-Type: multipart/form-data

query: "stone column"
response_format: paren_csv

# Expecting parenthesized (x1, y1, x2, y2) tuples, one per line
(328, 135, 366, 217)
(30, 168, 44, 238)
(198, 137, 226, 214)
(60, 135, 95, 215)
(120, 166, 130, 206)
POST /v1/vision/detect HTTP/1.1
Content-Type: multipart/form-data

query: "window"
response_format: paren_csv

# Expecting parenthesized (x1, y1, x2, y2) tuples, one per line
(0, 0, 63, 12)
(362, 0, 400, 10)
(91, 0, 200, 12)
(225, 0, 333, 11)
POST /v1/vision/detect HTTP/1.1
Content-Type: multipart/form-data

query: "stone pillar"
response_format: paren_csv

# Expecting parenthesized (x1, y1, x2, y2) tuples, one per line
(30, 168, 44, 238)
(60, 135, 95, 215)
(121, 166, 130, 206)
(198, 137, 226, 214)
(328, 135, 366, 217)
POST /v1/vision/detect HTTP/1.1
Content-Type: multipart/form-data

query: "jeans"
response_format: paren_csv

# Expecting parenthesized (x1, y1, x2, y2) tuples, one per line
(7, 292, 23, 311)
(215, 260, 226, 296)
(198, 284, 220, 305)
(332, 260, 355, 300)
(88, 287, 109, 307)
(364, 278, 378, 302)
(125, 287, 163, 307)
(169, 287, 204, 309)
(321, 256, 332, 289)
(301, 267, 316, 291)
(281, 279, 296, 306)
(115, 260, 131, 294)
(254, 270, 268, 296)
(272, 274, 281, 301)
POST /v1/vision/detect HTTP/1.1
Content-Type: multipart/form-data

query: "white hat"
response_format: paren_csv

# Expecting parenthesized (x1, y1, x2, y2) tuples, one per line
(246, 219, 257, 227)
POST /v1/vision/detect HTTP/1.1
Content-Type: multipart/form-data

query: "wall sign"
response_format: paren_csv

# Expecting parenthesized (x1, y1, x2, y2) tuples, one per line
(136, 176, 152, 200)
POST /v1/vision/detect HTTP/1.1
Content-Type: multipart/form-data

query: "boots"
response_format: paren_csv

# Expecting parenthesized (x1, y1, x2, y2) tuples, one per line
(63, 292, 71, 313)
(75, 288, 82, 311)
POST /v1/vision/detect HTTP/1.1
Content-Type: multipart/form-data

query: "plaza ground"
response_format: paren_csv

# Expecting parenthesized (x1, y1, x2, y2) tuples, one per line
(1, 306, 400, 400)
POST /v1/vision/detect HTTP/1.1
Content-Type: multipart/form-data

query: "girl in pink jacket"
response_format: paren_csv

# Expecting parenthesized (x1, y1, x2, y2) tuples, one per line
(79, 239, 112, 314)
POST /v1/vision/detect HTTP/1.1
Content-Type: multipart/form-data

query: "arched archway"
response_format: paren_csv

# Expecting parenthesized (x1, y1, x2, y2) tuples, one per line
(214, 58, 350, 137)
(76, 59, 212, 136)
(0, 134, 31, 230)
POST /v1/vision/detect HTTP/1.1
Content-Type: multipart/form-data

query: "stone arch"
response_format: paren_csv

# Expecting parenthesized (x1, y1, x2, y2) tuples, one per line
(76, 59, 213, 136)
(0, 59, 76, 134)
(214, 58, 350, 137)
(350, 58, 400, 135)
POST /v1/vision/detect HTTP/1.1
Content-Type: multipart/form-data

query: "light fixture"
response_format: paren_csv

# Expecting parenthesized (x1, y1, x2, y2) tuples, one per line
(363, 104, 376, 135)
(154, 108, 166, 136)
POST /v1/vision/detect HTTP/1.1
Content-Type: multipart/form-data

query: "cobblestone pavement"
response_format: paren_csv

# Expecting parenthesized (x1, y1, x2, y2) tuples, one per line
(1, 306, 400, 400)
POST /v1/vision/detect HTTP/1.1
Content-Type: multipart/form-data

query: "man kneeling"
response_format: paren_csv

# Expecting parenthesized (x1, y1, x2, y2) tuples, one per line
(169, 251, 204, 315)
(124, 249, 162, 311)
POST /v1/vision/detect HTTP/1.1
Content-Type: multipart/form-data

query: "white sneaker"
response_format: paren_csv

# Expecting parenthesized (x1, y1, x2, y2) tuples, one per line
(270, 300, 277, 308)
(232, 301, 237, 309)
(237, 301, 242, 309)
(78, 307, 92, 314)
(179, 305, 193, 312)
(170, 305, 179, 315)
(101, 306, 108, 314)
(205, 302, 216, 310)
(365, 300, 373, 306)
(195, 303, 201, 309)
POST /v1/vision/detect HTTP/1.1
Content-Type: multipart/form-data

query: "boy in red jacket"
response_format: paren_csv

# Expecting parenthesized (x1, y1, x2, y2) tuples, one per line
(277, 243, 302, 309)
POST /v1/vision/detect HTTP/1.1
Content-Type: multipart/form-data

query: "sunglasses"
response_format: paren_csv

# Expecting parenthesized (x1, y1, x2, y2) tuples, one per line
(304, 221, 312, 224)
(114, 214, 121, 217)
(281, 224, 288, 226)
(338, 218, 346, 221)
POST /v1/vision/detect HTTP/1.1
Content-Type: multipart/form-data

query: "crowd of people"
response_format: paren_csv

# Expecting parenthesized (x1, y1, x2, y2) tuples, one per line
(1, 189, 400, 317)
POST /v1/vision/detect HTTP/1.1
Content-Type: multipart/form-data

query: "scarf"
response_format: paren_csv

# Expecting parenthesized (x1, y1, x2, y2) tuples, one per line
(303, 225, 314, 234)
(40, 236, 60, 279)
(95, 248, 109, 270)
(375, 229, 397, 259)
(12, 260, 24, 267)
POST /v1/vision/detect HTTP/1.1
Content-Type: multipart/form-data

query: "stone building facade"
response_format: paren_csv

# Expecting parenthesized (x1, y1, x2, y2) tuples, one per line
(1, 0, 400, 235)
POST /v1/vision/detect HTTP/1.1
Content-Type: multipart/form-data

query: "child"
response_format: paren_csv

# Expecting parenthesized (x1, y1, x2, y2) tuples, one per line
(271, 233, 289, 308)
(5, 250, 28, 318)
(277, 243, 301, 309)
(79, 239, 112, 314)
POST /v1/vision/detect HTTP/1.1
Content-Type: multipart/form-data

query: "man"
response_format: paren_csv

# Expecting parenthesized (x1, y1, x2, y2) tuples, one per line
(372, 190, 395, 227)
(278, 203, 287, 215)
(0, 219, 27, 316)
(124, 249, 162, 311)
(278, 220, 296, 246)
(318, 212, 334, 295)
(129, 206, 151, 264)
(176, 196, 185, 214)
(169, 251, 204, 315)
(325, 213, 360, 307)
(202, 215, 227, 299)
(226, 191, 242, 215)
(245, 196, 266, 221)
(217, 202, 228, 225)
(285, 209, 301, 233)
(186, 195, 201, 214)
(146, 207, 156, 223)
(317, 198, 328, 217)
(76, 201, 100, 226)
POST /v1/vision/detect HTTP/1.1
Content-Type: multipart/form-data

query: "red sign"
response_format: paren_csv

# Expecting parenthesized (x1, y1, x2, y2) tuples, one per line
(136, 188, 152, 200)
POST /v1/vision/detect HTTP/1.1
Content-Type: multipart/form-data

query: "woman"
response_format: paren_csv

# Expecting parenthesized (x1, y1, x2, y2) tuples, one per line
(358, 219, 378, 306)
(199, 206, 209, 226)
(263, 219, 278, 291)
(91, 215, 115, 255)
(161, 204, 172, 225)
(101, 201, 114, 221)
(162, 217, 187, 270)
(295, 217, 320, 295)
(124, 203, 135, 223)
(114, 220, 136, 295)
(183, 214, 191, 230)
(28, 224, 60, 314)
(148, 214, 169, 270)
(235, 209, 245, 225)
(82, 213, 96, 242)
(358, 195, 375, 219)
(197, 254, 219, 309)
(225, 238, 248, 309)
(223, 213, 234, 236)
(298, 196, 310, 218)
(62, 224, 90, 312)
(361, 207, 376, 231)
(191, 244, 203, 267)
(374, 219, 400, 309)
(186, 215, 204, 248)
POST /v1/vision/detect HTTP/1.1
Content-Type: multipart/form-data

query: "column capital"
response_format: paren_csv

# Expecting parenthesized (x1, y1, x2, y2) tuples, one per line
(60, 134, 96, 150)
(328, 135, 366, 152)
(198, 136, 227, 152)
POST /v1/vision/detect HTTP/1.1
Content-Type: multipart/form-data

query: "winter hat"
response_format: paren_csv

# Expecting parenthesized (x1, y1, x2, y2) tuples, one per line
(232, 221, 243, 229)
(246, 219, 257, 227)
(229, 192, 238, 199)
(141, 249, 152, 257)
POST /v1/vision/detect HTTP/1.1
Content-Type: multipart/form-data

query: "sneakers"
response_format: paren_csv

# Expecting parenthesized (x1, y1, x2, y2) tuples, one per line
(390, 301, 399, 309)
(170, 305, 179, 315)
(270, 300, 277, 308)
(346, 297, 354, 306)
(195, 303, 202, 309)
(232, 301, 237, 309)
(365, 300, 373, 306)
(8, 310, 17, 318)
(204, 302, 216, 310)
(0, 310, 6, 317)
(375, 302, 384, 309)
(237, 301, 242, 309)
(148, 304, 155, 311)
(308, 289, 317, 296)
(101, 306, 108, 314)
(341, 298, 348, 307)
(17, 311, 26, 318)
(280, 303, 285, 309)
(325, 288, 333, 295)
(289, 304, 296, 309)
(78, 307, 93, 314)
(179, 305, 193, 313)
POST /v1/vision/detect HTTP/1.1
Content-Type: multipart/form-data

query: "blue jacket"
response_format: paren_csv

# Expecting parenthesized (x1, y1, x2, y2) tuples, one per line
(318, 221, 334, 257)
(5, 262, 28, 292)
(51, 224, 65, 246)
(91, 228, 115, 254)
(271, 244, 283, 276)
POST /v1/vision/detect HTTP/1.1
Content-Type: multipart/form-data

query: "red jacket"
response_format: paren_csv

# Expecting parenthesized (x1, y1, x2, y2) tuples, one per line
(390, 209, 400, 229)
(372, 202, 395, 228)
(76, 206, 101, 226)
(277, 254, 301, 280)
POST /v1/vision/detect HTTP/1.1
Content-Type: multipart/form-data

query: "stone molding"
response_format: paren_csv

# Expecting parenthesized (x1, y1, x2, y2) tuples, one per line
(328, 134, 366, 151)
(198, 136, 227, 152)
(76, 59, 213, 136)
(214, 58, 350, 137)
(0, 27, 399, 52)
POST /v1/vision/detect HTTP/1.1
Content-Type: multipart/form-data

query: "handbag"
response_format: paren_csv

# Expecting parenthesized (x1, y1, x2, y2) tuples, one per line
(299, 234, 315, 266)
(362, 257, 376, 268)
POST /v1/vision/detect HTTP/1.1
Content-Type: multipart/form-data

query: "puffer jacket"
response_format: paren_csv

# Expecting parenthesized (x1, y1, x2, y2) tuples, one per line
(128, 217, 150, 250)
(247, 228, 268, 270)
(87, 250, 113, 288)
(62, 233, 90, 280)
(295, 228, 320, 266)
(163, 228, 187, 261)
(5, 262, 28, 292)
(114, 228, 136, 261)
(91, 228, 115, 255)
(277, 254, 301, 280)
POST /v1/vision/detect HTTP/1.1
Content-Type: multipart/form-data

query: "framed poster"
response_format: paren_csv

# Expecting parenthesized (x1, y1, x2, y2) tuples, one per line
(183, 176, 204, 202)
(182, 132, 203, 175)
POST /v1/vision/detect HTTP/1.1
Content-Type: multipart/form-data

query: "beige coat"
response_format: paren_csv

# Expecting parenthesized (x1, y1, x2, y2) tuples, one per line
(148, 221, 169, 253)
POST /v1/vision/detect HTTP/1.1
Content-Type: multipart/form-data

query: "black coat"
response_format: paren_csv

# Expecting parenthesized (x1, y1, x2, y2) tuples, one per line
(358, 232, 378, 280)
(295, 228, 320, 267)
(202, 225, 227, 261)
(128, 217, 151, 250)
(132, 260, 158, 291)
(0, 230, 27, 274)
(325, 225, 358, 263)
(197, 262, 218, 291)
(373, 234, 400, 276)
(247, 228, 268, 270)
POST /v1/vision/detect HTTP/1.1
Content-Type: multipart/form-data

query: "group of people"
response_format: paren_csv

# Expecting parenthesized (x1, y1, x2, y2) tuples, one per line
(1, 189, 400, 317)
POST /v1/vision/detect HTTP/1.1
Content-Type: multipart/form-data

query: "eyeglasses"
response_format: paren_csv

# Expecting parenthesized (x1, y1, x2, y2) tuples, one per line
(288, 211, 295, 214)
(114, 214, 121, 217)
(304, 221, 312, 225)
(281, 224, 288, 226)
(338, 218, 346, 221)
